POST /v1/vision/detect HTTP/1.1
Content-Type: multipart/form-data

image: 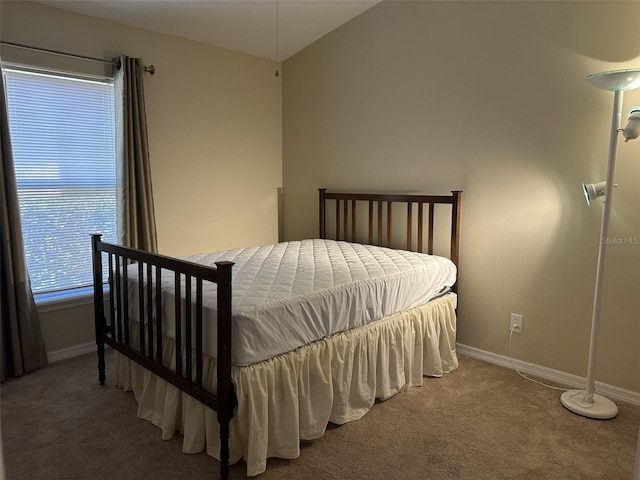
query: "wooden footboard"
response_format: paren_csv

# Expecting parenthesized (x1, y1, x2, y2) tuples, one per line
(90, 234, 235, 480)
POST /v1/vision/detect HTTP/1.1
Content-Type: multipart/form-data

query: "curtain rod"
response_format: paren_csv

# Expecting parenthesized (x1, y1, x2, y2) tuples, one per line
(0, 41, 155, 75)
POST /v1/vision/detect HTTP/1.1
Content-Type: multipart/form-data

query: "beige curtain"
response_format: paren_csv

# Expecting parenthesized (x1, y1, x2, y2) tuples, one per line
(114, 56, 158, 252)
(0, 65, 48, 381)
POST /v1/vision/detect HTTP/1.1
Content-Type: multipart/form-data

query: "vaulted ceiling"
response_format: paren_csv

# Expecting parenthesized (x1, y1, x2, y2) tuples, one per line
(32, 0, 382, 61)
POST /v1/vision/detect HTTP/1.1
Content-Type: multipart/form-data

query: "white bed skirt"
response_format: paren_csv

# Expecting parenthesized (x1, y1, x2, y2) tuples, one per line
(114, 293, 458, 477)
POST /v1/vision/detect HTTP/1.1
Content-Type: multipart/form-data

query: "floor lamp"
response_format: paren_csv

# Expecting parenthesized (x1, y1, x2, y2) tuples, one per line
(560, 68, 640, 419)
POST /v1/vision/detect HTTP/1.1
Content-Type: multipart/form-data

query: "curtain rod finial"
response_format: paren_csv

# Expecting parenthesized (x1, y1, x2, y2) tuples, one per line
(144, 65, 155, 75)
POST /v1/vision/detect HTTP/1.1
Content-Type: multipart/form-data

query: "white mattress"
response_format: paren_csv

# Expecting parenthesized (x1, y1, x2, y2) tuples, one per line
(126, 239, 456, 366)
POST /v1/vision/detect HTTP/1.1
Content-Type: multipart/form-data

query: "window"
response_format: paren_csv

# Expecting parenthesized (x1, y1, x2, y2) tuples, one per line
(3, 66, 117, 296)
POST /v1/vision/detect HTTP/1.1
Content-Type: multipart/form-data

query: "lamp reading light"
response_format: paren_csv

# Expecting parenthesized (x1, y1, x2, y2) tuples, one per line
(581, 181, 606, 206)
(623, 107, 640, 142)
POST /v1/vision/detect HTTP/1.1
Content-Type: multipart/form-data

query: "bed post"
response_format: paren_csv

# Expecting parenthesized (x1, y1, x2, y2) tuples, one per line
(450, 191, 462, 291)
(216, 260, 235, 480)
(319, 188, 327, 238)
(91, 233, 107, 385)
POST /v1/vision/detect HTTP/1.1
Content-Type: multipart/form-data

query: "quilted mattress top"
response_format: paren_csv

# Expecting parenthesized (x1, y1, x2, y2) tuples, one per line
(129, 239, 456, 366)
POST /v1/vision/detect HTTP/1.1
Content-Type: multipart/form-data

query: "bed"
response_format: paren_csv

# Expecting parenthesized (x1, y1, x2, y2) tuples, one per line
(91, 188, 462, 479)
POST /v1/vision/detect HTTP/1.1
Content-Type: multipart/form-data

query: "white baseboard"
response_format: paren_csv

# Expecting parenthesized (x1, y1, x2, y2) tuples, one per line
(47, 342, 96, 363)
(456, 343, 640, 406)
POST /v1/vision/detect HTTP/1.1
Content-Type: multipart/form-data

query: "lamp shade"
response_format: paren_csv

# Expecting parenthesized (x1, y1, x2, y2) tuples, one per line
(586, 69, 640, 91)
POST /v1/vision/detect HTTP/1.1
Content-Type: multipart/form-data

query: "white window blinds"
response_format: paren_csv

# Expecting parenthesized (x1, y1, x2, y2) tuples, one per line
(4, 66, 117, 294)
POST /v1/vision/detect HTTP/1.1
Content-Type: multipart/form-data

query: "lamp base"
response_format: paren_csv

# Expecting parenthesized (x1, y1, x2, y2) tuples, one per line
(560, 389, 618, 419)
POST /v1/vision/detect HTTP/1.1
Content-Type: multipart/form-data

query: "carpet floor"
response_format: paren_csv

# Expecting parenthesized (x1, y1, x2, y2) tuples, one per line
(2, 351, 638, 479)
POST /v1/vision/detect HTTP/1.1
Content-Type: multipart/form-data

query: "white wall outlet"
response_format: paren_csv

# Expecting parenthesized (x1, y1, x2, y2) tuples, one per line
(510, 313, 523, 334)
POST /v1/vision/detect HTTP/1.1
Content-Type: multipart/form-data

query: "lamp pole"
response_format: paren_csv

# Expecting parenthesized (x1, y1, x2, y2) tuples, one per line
(584, 89, 622, 399)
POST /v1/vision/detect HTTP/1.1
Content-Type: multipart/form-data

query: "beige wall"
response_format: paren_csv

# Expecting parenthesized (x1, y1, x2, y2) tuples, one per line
(1, 2, 282, 353)
(2, 1, 638, 393)
(282, 1, 640, 392)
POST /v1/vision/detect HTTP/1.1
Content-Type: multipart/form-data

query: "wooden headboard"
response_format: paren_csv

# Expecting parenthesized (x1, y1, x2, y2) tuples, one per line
(318, 189, 462, 267)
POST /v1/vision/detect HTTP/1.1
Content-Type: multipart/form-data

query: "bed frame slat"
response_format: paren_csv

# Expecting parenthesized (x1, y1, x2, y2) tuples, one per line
(343, 200, 348, 240)
(368, 201, 374, 244)
(351, 200, 357, 241)
(406, 203, 412, 251)
(377, 201, 383, 246)
(138, 262, 145, 355)
(107, 254, 114, 329)
(184, 276, 193, 379)
(155, 266, 163, 363)
(335, 198, 340, 240)
(185, 276, 193, 382)
(387, 201, 393, 247)
(196, 279, 203, 389)
(147, 263, 154, 360)
(115, 256, 123, 344)
(428, 203, 435, 255)
(122, 259, 129, 346)
(417, 203, 424, 251)
(174, 271, 182, 378)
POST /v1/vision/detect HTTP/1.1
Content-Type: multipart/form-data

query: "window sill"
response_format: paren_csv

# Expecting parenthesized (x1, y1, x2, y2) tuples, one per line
(35, 286, 105, 313)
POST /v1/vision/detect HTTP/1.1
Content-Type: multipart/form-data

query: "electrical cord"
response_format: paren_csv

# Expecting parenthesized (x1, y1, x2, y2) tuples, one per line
(508, 323, 571, 392)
